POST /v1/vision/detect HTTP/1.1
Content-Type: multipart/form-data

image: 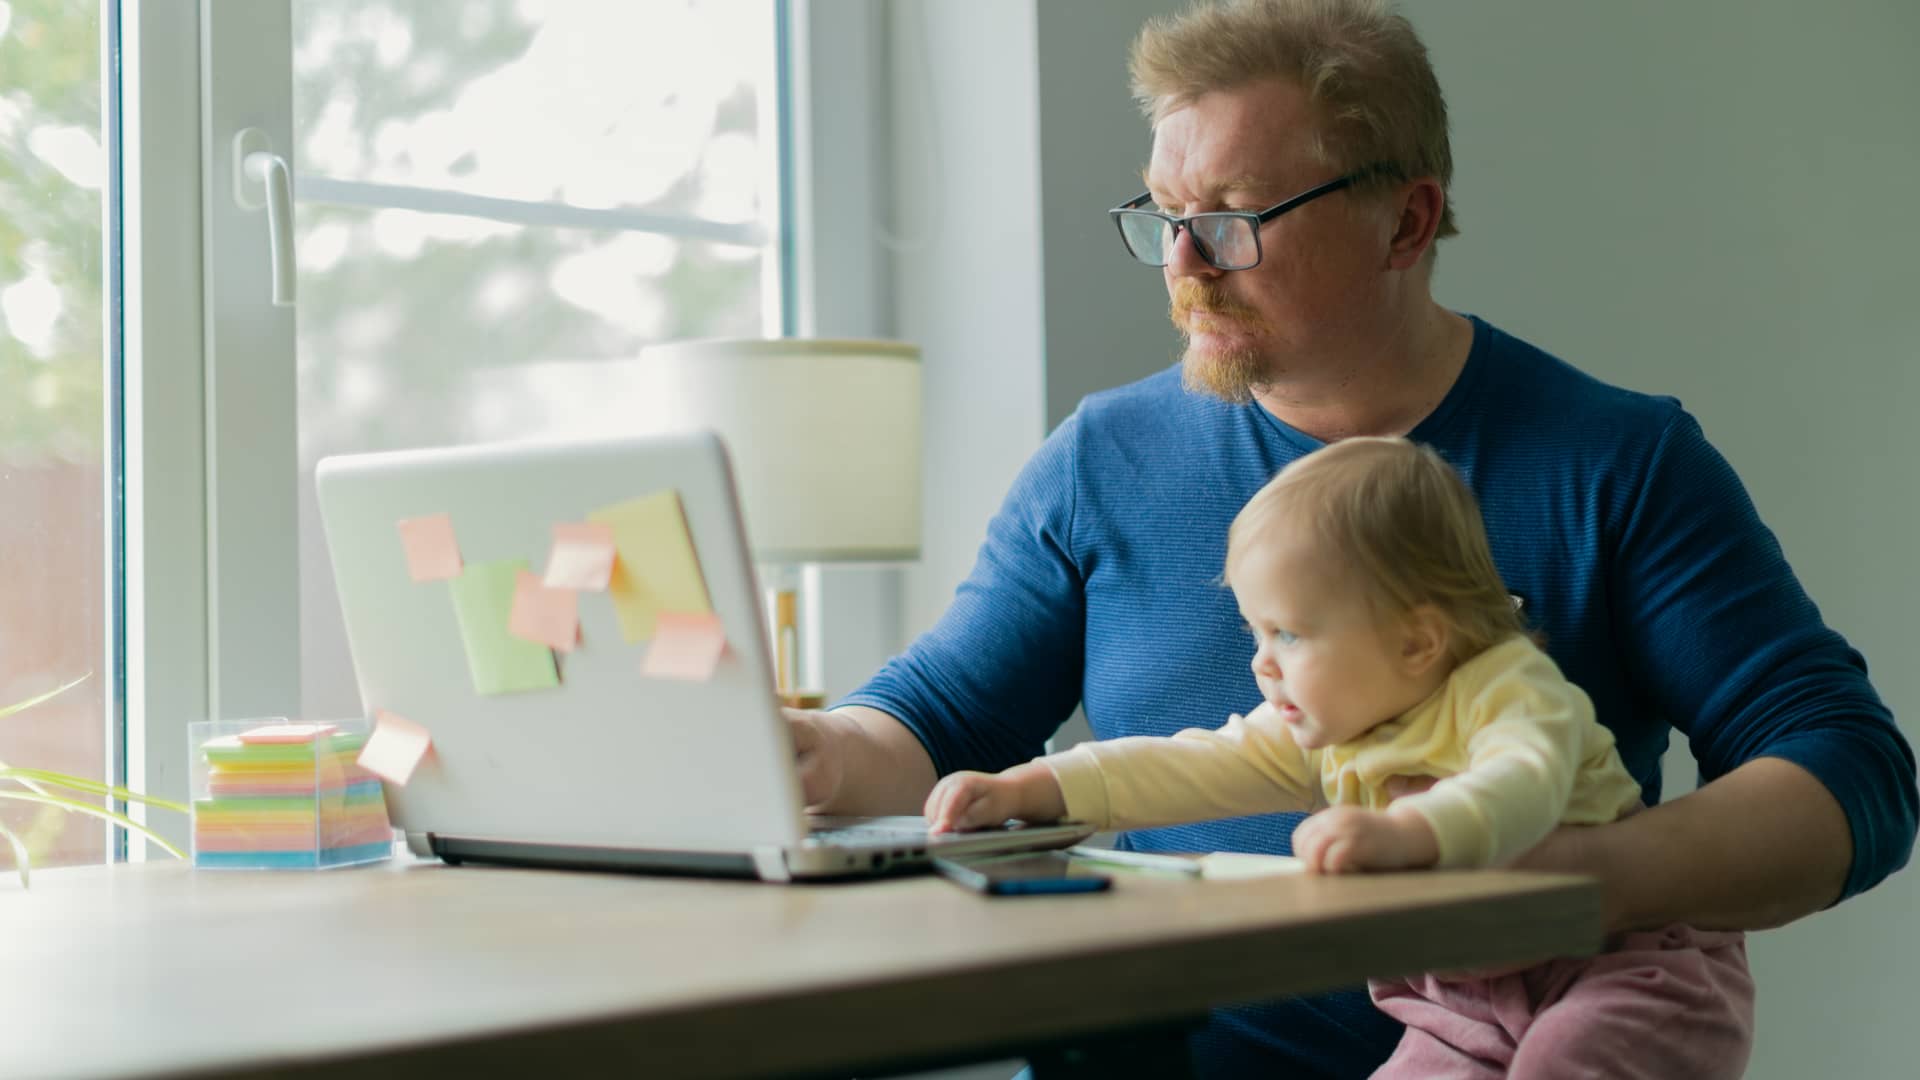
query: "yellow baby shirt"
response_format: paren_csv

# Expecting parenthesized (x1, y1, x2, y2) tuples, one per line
(1044, 635, 1645, 868)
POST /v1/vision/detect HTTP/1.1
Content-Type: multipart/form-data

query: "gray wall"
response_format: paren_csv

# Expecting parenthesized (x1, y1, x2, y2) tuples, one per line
(1415, 4, 1917, 1078)
(1035, 0, 1184, 429)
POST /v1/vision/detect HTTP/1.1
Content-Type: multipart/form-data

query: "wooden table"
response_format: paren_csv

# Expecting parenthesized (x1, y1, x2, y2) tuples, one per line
(6, 858, 1599, 1078)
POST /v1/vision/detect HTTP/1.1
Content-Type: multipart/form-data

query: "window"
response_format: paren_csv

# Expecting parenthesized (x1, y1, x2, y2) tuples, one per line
(0, 0, 117, 870)
(8, 1, 810, 864)
(286, 0, 787, 719)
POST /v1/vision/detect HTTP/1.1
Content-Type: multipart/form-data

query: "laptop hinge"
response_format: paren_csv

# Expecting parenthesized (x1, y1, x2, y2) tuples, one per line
(750, 846, 792, 882)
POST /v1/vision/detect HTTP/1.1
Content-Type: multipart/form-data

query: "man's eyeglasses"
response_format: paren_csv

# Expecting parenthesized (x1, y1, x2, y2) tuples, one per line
(1109, 166, 1389, 271)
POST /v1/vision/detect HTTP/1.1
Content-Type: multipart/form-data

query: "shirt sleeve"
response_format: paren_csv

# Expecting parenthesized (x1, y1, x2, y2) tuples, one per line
(1392, 657, 1592, 868)
(1043, 703, 1320, 831)
(1612, 410, 1917, 900)
(836, 413, 1088, 777)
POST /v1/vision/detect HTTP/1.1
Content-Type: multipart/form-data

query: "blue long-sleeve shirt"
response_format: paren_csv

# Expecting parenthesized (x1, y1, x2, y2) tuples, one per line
(845, 315, 1917, 1076)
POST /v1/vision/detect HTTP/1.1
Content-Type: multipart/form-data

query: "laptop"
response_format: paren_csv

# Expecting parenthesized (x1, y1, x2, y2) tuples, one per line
(314, 431, 1091, 880)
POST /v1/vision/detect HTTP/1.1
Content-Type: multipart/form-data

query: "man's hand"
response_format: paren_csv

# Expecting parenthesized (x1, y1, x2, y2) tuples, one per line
(785, 707, 846, 809)
(782, 704, 940, 817)
(923, 762, 1067, 834)
(1292, 806, 1440, 873)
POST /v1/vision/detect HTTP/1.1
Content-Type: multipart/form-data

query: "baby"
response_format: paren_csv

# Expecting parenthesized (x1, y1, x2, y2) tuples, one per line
(924, 436, 1754, 1079)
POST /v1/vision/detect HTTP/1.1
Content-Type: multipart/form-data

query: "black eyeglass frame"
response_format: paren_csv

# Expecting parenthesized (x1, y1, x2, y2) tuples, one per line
(1108, 165, 1392, 271)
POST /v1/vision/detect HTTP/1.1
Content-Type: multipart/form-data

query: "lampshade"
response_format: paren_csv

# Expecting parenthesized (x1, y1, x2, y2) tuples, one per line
(637, 338, 921, 563)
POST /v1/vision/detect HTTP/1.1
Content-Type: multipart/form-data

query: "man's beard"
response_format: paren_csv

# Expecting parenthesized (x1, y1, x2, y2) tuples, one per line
(1170, 279, 1270, 404)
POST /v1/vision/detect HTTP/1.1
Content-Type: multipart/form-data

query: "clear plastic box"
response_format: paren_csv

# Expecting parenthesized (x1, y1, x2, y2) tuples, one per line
(188, 719, 394, 870)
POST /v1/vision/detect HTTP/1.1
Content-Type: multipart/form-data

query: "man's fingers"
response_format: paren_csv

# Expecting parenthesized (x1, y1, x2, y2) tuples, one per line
(784, 708, 819, 755)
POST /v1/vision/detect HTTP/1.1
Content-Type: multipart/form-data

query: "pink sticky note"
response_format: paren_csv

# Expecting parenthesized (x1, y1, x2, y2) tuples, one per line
(542, 522, 616, 592)
(508, 570, 580, 652)
(640, 612, 729, 681)
(358, 710, 433, 786)
(238, 722, 338, 745)
(397, 513, 462, 582)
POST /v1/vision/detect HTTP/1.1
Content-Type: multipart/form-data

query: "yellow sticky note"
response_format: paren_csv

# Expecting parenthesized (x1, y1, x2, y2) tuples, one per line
(359, 709, 433, 786)
(588, 491, 712, 642)
(641, 612, 729, 681)
(448, 559, 561, 695)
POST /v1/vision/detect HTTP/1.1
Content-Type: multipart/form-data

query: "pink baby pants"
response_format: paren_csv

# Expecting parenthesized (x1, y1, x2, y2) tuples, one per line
(1368, 924, 1753, 1079)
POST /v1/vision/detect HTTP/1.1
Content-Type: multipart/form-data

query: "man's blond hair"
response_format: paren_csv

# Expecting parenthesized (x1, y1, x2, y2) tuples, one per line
(1131, 0, 1458, 242)
(1226, 438, 1523, 662)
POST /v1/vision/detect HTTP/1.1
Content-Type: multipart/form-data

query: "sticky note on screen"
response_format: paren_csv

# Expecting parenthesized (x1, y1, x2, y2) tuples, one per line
(588, 491, 712, 642)
(448, 559, 561, 695)
(397, 513, 462, 581)
(359, 709, 433, 786)
(508, 570, 580, 652)
(641, 612, 729, 681)
(542, 522, 616, 592)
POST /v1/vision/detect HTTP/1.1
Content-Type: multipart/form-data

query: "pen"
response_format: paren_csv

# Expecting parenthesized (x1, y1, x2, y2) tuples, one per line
(1065, 845, 1203, 876)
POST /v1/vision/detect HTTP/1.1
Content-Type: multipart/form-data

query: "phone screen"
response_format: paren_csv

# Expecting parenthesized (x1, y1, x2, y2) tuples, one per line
(931, 851, 1112, 895)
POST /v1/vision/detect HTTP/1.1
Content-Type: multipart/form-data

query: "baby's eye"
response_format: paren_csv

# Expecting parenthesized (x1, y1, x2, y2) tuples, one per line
(1275, 629, 1299, 646)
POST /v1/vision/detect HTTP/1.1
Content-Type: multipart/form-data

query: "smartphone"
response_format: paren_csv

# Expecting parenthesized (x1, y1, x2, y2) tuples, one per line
(930, 851, 1113, 896)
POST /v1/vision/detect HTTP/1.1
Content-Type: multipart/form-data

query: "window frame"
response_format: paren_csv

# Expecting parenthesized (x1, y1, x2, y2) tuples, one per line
(118, 0, 857, 849)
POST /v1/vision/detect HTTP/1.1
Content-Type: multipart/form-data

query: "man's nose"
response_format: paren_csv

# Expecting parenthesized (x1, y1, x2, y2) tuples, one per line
(1166, 223, 1224, 280)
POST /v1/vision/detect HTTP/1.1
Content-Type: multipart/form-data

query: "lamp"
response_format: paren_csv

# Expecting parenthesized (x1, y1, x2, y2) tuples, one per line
(637, 338, 922, 706)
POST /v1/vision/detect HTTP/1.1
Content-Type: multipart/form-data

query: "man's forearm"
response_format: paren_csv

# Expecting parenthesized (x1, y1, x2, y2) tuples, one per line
(1523, 756, 1852, 932)
(823, 705, 940, 816)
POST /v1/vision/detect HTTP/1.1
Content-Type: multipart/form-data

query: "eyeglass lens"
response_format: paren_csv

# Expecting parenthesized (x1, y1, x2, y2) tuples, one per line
(1119, 212, 1259, 270)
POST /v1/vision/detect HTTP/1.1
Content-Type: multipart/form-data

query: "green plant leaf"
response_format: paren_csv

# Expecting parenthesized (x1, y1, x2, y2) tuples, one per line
(0, 791, 186, 861)
(0, 768, 189, 814)
(0, 817, 28, 889)
(0, 672, 92, 722)
(0, 754, 55, 799)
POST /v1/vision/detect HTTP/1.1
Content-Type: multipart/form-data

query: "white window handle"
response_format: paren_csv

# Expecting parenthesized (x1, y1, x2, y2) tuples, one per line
(231, 128, 295, 307)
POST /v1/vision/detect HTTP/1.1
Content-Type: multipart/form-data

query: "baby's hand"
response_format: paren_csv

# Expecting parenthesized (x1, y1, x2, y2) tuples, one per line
(1292, 806, 1439, 874)
(923, 763, 1066, 834)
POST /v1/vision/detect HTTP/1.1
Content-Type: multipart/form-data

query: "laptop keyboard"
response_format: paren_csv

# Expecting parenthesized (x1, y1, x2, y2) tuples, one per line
(808, 823, 930, 848)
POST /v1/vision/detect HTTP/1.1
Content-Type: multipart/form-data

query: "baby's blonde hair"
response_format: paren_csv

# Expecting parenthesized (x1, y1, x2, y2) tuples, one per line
(1226, 437, 1525, 663)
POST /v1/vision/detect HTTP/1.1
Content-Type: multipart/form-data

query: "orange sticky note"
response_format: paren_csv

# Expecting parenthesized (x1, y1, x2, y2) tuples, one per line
(397, 513, 462, 581)
(508, 571, 580, 652)
(640, 612, 728, 681)
(542, 522, 617, 591)
(358, 710, 432, 786)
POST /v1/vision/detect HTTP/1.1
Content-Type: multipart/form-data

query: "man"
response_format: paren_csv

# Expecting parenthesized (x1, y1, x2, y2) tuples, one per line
(787, 0, 1918, 1074)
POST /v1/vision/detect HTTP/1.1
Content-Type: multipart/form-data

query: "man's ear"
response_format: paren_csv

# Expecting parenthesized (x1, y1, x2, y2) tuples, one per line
(1385, 177, 1445, 271)
(1398, 605, 1451, 676)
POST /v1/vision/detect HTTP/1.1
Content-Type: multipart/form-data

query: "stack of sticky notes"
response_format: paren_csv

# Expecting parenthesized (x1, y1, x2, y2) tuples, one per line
(191, 723, 394, 870)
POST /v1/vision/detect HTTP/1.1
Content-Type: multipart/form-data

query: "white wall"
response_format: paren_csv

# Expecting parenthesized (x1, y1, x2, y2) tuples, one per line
(1413, 3, 1918, 1077)
(884, 0, 1050, 635)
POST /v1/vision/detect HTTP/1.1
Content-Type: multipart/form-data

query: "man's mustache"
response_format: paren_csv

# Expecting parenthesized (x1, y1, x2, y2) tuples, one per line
(1169, 281, 1268, 330)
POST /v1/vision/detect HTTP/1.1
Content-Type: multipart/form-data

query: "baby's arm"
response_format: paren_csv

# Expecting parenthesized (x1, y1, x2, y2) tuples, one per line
(925, 703, 1319, 833)
(1388, 662, 1592, 869)
(1046, 703, 1319, 831)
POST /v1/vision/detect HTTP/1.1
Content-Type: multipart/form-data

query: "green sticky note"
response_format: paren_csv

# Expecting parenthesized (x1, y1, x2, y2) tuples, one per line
(588, 490, 713, 642)
(448, 559, 560, 695)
